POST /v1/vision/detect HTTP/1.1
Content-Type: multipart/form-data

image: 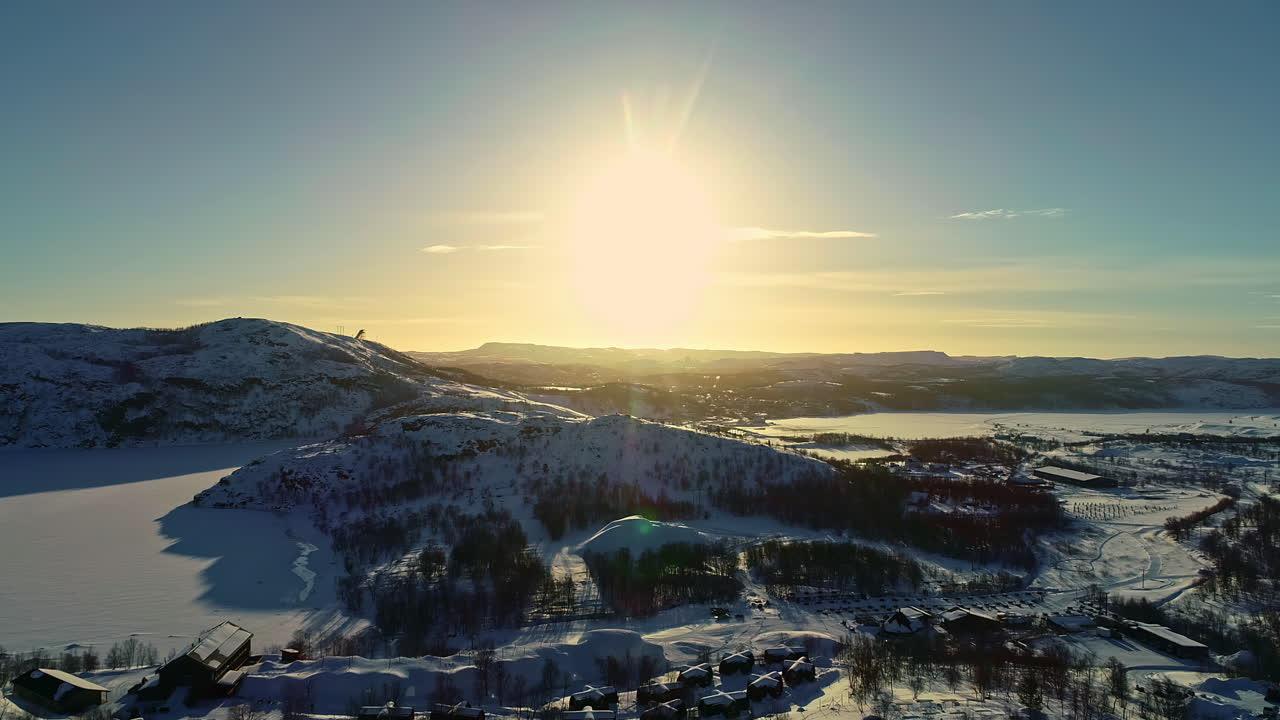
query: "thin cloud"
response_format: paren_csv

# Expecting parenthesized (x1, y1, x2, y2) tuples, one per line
(893, 291, 946, 297)
(422, 245, 461, 254)
(175, 297, 228, 308)
(421, 244, 538, 255)
(944, 311, 1136, 329)
(950, 208, 1067, 220)
(731, 227, 878, 241)
(947, 317, 1053, 329)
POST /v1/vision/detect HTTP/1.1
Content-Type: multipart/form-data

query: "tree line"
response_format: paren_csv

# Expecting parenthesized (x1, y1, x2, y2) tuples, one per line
(582, 542, 740, 616)
(744, 539, 924, 594)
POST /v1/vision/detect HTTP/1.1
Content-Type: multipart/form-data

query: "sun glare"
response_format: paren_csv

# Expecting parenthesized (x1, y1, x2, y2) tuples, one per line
(567, 147, 723, 339)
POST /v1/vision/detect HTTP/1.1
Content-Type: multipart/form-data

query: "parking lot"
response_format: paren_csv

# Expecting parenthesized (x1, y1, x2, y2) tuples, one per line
(779, 588, 1086, 625)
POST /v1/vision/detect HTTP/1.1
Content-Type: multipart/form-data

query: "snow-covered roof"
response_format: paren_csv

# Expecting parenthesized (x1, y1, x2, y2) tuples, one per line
(749, 672, 782, 688)
(699, 690, 747, 707)
(22, 667, 107, 694)
(183, 620, 252, 671)
(942, 608, 999, 625)
(1133, 622, 1208, 649)
(1033, 466, 1102, 483)
(432, 703, 482, 718)
(360, 703, 415, 719)
(1047, 615, 1095, 632)
(678, 663, 712, 679)
(786, 658, 814, 673)
(883, 607, 931, 634)
(564, 711, 615, 720)
(571, 685, 617, 703)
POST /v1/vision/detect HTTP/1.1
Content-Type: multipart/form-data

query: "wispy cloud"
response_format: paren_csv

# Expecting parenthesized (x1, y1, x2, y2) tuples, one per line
(720, 256, 1280, 297)
(421, 244, 538, 255)
(730, 227, 878, 241)
(892, 290, 946, 297)
(950, 208, 1067, 220)
(428, 210, 544, 225)
(945, 311, 1136, 329)
(476, 244, 539, 251)
(947, 317, 1054, 329)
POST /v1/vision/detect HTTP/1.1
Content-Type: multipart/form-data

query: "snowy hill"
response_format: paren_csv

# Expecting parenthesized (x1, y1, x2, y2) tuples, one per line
(579, 516, 711, 555)
(195, 410, 831, 516)
(191, 409, 833, 643)
(0, 318, 527, 447)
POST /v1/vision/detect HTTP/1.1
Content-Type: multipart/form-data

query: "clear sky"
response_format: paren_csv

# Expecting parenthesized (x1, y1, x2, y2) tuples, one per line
(3, 2, 1278, 357)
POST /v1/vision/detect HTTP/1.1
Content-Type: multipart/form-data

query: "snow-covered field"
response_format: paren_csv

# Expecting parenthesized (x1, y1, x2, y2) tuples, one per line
(1033, 483, 1224, 603)
(747, 411, 1280, 441)
(0, 443, 361, 655)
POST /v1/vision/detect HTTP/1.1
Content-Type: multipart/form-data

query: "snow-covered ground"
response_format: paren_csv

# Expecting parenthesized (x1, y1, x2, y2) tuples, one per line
(1033, 483, 1223, 603)
(746, 411, 1280, 441)
(0, 443, 362, 655)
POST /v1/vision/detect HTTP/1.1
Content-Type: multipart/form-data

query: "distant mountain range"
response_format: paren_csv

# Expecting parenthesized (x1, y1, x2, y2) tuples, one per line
(3, 319, 1276, 448)
(412, 342, 1280, 420)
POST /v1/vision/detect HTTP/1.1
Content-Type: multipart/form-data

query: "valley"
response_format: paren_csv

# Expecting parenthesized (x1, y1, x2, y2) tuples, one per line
(2, 321, 1279, 720)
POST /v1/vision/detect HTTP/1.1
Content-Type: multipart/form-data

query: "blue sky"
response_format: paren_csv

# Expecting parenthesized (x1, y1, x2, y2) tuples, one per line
(2, 2, 1278, 356)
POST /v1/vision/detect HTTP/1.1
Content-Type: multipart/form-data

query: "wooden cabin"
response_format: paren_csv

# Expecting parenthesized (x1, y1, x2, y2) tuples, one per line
(9, 668, 108, 713)
(569, 685, 618, 710)
(718, 651, 755, 676)
(747, 672, 784, 700)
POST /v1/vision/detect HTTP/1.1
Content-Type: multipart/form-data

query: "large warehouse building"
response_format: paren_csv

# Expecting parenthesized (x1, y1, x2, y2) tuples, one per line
(1126, 623, 1210, 660)
(1032, 466, 1117, 488)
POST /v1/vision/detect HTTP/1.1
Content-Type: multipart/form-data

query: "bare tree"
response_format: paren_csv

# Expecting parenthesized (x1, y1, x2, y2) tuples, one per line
(228, 703, 261, 720)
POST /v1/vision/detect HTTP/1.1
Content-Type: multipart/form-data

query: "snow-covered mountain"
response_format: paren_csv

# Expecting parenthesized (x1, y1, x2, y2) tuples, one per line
(0, 318, 527, 447)
(412, 343, 1280, 418)
(195, 409, 831, 515)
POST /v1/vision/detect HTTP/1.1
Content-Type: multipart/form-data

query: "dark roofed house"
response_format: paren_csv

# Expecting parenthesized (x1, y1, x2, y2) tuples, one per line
(677, 663, 713, 688)
(761, 646, 804, 664)
(157, 621, 253, 699)
(782, 657, 816, 685)
(698, 690, 748, 717)
(640, 699, 684, 720)
(10, 668, 108, 713)
(940, 608, 1003, 638)
(569, 685, 618, 710)
(718, 651, 755, 676)
(746, 672, 784, 700)
(637, 681, 681, 705)
(882, 607, 932, 635)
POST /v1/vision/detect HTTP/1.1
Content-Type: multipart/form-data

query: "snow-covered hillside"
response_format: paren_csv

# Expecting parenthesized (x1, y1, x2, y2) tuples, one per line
(195, 410, 832, 517)
(0, 318, 528, 447)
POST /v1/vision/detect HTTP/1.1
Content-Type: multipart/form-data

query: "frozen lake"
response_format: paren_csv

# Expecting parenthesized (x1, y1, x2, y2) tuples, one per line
(744, 410, 1280, 441)
(0, 443, 358, 655)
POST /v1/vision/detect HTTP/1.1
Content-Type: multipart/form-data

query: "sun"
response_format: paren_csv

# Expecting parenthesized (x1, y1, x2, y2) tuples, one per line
(566, 147, 724, 338)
